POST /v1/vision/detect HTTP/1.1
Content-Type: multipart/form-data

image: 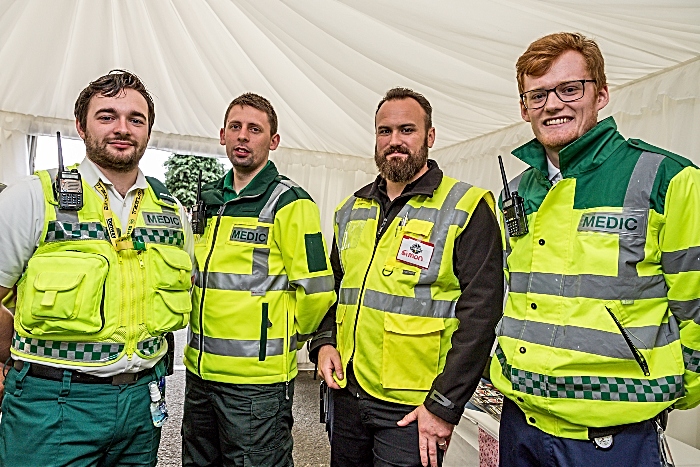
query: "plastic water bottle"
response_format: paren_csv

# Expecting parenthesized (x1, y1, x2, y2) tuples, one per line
(149, 381, 168, 427)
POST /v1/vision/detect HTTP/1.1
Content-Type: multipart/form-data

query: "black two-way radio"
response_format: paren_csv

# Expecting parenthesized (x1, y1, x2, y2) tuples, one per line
(191, 169, 206, 235)
(53, 132, 83, 210)
(499, 155, 528, 237)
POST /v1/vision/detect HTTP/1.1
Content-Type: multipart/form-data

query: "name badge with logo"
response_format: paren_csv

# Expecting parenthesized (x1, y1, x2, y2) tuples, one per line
(396, 236, 434, 269)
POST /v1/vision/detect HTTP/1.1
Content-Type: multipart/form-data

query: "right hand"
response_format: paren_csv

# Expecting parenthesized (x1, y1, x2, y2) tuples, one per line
(317, 344, 343, 389)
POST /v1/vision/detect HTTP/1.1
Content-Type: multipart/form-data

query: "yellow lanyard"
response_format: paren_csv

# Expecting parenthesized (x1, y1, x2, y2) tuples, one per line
(95, 180, 144, 251)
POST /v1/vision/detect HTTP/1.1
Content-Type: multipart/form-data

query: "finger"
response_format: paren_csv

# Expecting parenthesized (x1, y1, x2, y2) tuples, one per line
(322, 366, 340, 389)
(429, 439, 439, 467)
(419, 434, 429, 467)
(330, 353, 343, 380)
(396, 409, 418, 427)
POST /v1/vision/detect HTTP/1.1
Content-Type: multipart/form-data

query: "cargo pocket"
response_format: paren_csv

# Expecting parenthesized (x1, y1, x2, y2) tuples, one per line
(147, 245, 192, 335)
(18, 251, 109, 337)
(250, 397, 281, 449)
(382, 313, 444, 390)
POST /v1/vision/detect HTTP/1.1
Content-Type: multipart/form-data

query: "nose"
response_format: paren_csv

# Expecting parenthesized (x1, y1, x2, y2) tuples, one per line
(237, 128, 249, 142)
(113, 116, 130, 135)
(543, 89, 565, 112)
(389, 129, 402, 147)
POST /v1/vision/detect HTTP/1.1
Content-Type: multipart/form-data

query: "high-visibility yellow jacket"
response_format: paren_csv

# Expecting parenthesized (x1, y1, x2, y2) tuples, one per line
(13, 169, 192, 367)
(334, 174, 493, 406)
(184, 162, 336, 384)
(491, 117, 700, 439)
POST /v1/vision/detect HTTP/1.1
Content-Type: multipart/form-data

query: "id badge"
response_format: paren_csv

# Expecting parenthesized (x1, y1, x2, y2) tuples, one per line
(396, 236, 434, 269)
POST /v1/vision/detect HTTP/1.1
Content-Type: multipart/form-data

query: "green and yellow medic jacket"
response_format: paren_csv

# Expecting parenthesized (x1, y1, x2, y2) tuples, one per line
(330, 172, 496, 412)
(491, 117, 700, 439)
(185, 162, 336, 385)
(13, 169, 192, 368)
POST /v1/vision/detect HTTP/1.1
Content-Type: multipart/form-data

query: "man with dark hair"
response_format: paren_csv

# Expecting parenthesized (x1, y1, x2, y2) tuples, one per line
(493, 32, 700, 466)
(309, 87, 503, 467)
(181, 93, 336, 466)
(0, 69, 194, 467)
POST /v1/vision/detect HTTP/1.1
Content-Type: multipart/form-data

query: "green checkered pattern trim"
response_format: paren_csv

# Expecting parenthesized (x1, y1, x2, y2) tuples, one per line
(683, 345, 700, 373)
(13, 333, 122, 362)
(45, 221, 106, 242)
(494, 345, 684, 402)
(137, 336, 165, 356)
(132, 228, 184, 250)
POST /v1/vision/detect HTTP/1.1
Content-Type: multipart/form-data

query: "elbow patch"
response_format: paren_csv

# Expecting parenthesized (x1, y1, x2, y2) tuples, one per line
(305, 233, 328, 273)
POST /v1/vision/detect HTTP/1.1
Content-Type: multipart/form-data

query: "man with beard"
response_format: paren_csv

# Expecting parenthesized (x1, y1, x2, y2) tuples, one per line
(309, 87, 503, 467)
(492, 33, 700, 466)
(0, 70, 193, 467)
(181, 93, 336, 467)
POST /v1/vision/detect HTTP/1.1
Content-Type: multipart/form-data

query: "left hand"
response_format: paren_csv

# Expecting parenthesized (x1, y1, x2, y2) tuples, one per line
(397, 404, 455, 467)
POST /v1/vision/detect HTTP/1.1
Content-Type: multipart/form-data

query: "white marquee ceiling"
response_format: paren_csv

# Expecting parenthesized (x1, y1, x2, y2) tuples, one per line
(0, 0, 698, 161)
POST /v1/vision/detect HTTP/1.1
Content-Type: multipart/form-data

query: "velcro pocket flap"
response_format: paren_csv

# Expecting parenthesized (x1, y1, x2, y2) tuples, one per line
(404, 219, 433, 238)
(156, 290, 191, 314)
(252, 397, 279, 419)
(154, 245, 192, 271)
(384, 313, 445, 335)
(34, 272, 85, 311)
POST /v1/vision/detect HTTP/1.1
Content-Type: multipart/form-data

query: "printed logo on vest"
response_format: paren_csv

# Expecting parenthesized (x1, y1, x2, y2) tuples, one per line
(397, 236, 434, 269)
(578, 210, 647, 236)
(143, 212, 182, 228)
(230, 226, 269, 245)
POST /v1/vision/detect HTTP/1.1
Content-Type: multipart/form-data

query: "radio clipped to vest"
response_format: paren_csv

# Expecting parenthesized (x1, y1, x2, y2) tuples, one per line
(53, 131, 83, 210)
(499, 155, 528, 237)
(191, 169, 206, 235)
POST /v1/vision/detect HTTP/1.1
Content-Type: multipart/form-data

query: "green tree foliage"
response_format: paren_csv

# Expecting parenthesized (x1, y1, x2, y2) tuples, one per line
(164, 154, 225, 208)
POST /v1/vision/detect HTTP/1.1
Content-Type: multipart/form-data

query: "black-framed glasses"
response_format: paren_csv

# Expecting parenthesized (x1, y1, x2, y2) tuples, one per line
(520, 80, 596, 110)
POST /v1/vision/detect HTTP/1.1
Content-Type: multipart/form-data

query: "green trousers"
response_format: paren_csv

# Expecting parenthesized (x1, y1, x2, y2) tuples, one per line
(0, 361, 164, 467)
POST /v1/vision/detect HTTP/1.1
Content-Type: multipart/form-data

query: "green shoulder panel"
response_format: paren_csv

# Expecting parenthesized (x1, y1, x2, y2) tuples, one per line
(145, 176, 178, 207)
(275, 176, 314, 213)
(637, 140, 696, 215)
(499, 167, 549, 215)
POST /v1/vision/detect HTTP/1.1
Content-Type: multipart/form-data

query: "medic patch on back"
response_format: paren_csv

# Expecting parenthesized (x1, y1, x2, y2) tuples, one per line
(143, 211, 182, 229)
(230, 226, 269, 245)
(577, 210, 647, 236)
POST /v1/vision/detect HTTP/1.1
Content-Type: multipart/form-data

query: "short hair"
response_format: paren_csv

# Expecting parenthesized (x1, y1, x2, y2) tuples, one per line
(376, 87, 432, 130)
(74, 70, 155, 135)
(223, 93, 278, 136)
(516, 32, 607, 94)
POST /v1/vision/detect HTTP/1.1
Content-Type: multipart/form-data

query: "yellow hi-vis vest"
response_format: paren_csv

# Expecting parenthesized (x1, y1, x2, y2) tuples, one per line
(335, 176, 493, 406)
(185, 176, 336, 385)
(491, 145, 694, 439)
(12, 169, 192, 367)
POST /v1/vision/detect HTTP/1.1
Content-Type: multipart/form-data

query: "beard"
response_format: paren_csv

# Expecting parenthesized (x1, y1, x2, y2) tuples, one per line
(85, 132, 146, 173)
(374, 138, 429, 183)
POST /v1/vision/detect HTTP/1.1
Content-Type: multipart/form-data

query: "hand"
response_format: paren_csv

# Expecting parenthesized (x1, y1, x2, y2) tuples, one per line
(317, 344, 343, 389)
(397, 404, 455, 467)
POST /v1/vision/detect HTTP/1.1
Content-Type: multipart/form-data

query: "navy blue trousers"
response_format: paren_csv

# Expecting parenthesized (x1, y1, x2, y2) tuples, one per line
(499, 397, 662, 467)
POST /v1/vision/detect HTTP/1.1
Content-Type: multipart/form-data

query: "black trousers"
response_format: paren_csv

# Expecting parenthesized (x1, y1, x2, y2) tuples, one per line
(182, 370, 294, 467)
(330, 385, 444, 467)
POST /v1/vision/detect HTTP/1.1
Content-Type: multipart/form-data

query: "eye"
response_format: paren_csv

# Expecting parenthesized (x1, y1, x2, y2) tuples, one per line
(529, 91, 546, 102)
(230, 123, 241, 130)
(98, 115, 114, 122)
(130, 118, 145, 125)
(250, 127, 261, 133)
(401, 127, 415, 134)
(377, 128, 390, 135)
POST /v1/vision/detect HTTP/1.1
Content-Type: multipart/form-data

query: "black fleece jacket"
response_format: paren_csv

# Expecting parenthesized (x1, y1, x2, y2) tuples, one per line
(309, 160, 503, 425)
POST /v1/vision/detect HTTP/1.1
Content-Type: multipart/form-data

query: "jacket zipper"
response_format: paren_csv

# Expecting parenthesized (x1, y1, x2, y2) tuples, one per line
(349, 213, 389, 364)
(196, 194, 259, 375)
(606, 306, 650, 376)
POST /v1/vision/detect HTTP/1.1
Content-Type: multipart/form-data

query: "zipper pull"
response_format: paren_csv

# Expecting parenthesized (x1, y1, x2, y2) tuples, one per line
(285, 381, 290, 401)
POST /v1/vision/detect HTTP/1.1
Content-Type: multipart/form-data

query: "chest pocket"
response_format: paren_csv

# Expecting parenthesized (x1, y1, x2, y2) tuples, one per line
(384, 218, 434, 272)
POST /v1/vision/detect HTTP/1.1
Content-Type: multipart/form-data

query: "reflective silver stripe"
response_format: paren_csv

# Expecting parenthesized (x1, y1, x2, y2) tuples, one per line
(363, 289, 456, 318)
(55, 206, 80, 224)
(295, 332, 313, 343)
(500, 316, 679, 360)
(251, 248, 270, 295)
(349, 206, 378, 222)
(196, 270, 289, 292)
(339, 287, 360, 305)
(668, 298, 700, 325)
(291, 275, 334, 294)
(258, 180, 296, 224)
(428, 389, 455, 409)
(509, 271, 667, 300)
(313, 330, 333, 340)
(335, 196, 359, 260)
(662, 247, 700, 274)
(188, 333, 287, 358)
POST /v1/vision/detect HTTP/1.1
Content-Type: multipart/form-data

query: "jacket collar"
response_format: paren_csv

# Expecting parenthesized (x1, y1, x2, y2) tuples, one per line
(355, 159, 442, 202)
(204, 161, 279, 205)
(512, 116, 627, 177)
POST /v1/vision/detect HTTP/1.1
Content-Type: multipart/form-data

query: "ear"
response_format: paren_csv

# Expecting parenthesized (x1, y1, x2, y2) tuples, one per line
(269, 134, 280, 151)
(520, 100, 531, 123)
(219, 128, 226, 146)
(596, 85, 610, 112)
(75, 119, 86, 140)
(427, 127, 436, 148)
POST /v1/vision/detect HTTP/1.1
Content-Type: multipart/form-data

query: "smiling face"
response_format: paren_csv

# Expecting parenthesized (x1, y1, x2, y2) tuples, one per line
(220, 104, 280, 176)
(374, 98, 435, 183)
(520, 50, 609, 162)
(76, 88, 150, 173)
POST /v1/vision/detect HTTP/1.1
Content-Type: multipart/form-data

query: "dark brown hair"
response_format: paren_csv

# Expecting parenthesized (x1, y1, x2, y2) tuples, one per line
(223, 93, 278, 136)
(516, 32, 607, 94)
(74, 70, 155, 135)
(376, 87, 432, 130)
